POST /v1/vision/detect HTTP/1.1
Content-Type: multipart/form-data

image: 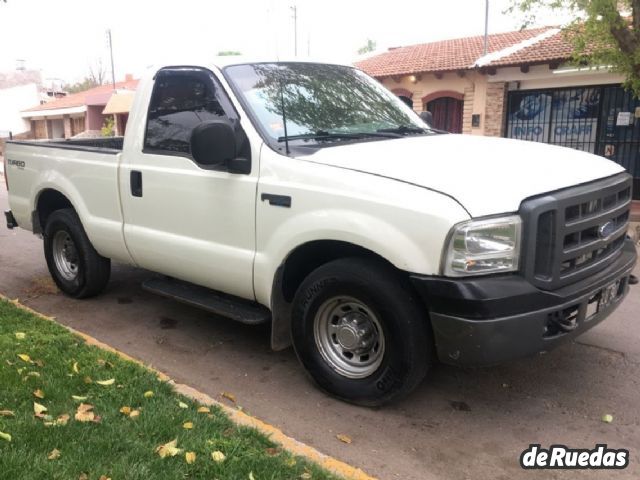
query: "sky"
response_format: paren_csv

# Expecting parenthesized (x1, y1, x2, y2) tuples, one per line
(0, 0, 571, 87)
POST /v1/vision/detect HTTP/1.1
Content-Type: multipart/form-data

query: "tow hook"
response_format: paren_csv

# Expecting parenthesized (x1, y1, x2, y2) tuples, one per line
(629, 275, 638, 286)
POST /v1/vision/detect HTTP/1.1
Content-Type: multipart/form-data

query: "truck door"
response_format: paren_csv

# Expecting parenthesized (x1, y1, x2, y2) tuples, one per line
(119, 67, 257, 300)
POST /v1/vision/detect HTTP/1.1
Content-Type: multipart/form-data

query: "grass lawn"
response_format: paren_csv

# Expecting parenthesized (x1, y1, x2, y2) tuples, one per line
(0, 299, 340, 480)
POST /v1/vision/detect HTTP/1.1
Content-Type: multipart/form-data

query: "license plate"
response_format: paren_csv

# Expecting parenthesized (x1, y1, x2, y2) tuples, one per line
(586, 280, 621, 319)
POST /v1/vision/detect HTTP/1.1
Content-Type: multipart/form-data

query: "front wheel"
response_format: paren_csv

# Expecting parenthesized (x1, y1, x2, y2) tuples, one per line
(291, 257, 431, 406)
(43, 208, 111, 298)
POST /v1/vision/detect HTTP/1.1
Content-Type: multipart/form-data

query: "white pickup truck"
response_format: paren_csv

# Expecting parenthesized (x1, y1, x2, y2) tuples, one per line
(4, 59, 637, 405)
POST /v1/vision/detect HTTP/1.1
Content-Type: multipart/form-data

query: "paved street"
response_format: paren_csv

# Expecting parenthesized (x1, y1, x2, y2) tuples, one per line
(1, 184, 639, 480)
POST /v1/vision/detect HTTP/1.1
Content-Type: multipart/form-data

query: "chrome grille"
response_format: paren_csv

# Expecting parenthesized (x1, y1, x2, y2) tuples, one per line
(520, 173, 632, 290)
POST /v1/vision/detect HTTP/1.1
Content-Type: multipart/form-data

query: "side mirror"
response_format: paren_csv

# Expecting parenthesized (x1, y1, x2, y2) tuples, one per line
(419, 111, 433, 126)
(190, 120, 237, 167)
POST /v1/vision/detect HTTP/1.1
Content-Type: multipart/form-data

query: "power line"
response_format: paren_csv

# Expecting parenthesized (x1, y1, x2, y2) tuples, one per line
(290, 5, 298, 57)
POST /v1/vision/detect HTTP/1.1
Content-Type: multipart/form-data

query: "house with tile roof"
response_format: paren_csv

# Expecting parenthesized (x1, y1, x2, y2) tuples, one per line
(355, 27, 640, 202)
(21, 75, 138, 140)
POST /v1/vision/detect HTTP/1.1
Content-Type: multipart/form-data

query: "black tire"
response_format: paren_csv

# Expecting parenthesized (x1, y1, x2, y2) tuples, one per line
(43, 208, 110, 298)
(291, 257, 431, 406)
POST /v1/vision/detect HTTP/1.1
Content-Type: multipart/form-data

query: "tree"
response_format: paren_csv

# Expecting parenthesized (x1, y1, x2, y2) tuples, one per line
(65, 59, 107, 93)
(357, 39, 377, 55)
(510, 0, 640, 96)
(217, 51, 242, 56)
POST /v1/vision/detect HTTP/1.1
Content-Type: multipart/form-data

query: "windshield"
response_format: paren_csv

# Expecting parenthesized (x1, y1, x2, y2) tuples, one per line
(223, 62, 430, 146)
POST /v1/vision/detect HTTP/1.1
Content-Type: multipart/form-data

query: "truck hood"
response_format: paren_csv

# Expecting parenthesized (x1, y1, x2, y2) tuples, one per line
(299, 134, 625, 217)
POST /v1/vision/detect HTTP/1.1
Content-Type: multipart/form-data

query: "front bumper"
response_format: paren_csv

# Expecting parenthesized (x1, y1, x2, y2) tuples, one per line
(4, 210, 17, 229)
(411, 238, 637, 366)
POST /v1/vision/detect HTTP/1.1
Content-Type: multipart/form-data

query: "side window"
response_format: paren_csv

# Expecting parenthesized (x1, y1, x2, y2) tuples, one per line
(144, 69, 234, 155)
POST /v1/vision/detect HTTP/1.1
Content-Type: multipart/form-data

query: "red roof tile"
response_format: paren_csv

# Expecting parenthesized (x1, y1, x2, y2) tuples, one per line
(485, 29, 574, 67)
(355, 27, 559, 77)
(23, 79, 138, 112)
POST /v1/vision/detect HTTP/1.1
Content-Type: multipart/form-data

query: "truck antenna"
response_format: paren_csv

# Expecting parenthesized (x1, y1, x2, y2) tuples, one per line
(279, 68, 290, 155)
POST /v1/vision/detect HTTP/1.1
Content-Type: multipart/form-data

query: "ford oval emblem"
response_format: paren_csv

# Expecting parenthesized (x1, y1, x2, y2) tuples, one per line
(598, 221, 616, 239)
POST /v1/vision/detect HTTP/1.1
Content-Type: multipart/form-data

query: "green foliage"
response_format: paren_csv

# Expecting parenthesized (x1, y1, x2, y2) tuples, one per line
(509, 0, 640, 97)
(0, 299, 339, 480)
(217, 51, 242, 56)
(357, 39, 377, 55)
(101, 116, 115, 137)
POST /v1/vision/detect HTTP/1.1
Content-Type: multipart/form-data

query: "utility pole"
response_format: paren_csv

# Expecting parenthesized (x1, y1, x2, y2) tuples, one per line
(106, 29, 116, 90)
(290, 5, 298, 57)
(483, 0, 489, 56)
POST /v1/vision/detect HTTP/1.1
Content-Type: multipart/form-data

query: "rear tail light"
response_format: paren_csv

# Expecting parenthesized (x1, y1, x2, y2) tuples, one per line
(3, 156, 7, 191)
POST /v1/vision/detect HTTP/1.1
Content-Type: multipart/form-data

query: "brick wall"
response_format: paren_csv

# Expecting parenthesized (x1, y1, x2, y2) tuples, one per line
(462, 86, 475, 134)
(485, 82, 508, 137)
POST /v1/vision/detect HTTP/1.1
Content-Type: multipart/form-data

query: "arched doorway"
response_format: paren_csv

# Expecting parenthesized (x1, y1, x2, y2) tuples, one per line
(391, 88, 414, 110)
(422, 91, 464, 133)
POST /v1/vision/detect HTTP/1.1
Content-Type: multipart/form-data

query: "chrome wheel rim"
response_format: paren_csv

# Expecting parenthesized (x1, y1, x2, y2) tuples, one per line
(313, 296, 385, 379)
(52, 231, 79, 281)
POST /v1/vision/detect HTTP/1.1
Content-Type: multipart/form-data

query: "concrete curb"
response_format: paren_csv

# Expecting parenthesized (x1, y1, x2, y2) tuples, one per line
(1, 295, 377, 480)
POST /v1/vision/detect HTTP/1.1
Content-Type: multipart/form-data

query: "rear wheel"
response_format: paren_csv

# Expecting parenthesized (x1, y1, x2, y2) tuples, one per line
(43, 209, 110, 298)
(291, 257, 431, 406)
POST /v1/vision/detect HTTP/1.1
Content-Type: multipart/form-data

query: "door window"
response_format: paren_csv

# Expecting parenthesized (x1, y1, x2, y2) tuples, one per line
(144, 68, 236, 156)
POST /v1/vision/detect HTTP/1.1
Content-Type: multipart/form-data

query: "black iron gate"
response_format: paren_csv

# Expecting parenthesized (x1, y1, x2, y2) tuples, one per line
(506, 85, 640, 199)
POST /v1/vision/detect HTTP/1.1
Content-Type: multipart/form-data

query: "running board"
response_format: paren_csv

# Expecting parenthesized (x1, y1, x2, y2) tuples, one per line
(142, 277, 270, 325)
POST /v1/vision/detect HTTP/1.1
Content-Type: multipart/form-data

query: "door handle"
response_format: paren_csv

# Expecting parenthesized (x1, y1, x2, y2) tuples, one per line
(130, 171, 143, 197)
(261, 193, 291, 208)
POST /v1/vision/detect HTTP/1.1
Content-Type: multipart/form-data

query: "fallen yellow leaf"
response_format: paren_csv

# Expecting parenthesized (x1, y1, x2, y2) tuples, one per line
(79, 474, 88, 480)
(98, 476, 111, 480)
(156, 439, 182, 458)
(15, 332, 26, 340)
(55, 414, 70, 426)
(336, 434, 352, 444)
(0, 432, 11, 442)
(0, 410, 15, 417)
(178, 401, 188, 409)
(96, 378, 115, 386)
(197, 406, 210, 414)
(72, 362, 80, 374)
(72, 395, 88, 402)
(300, 472, 312, 479)
(83, 376, 93, 384)
(144, 391, 154, 398)
(34, 359, 45, 367)
(18, 354, 32, 363)
(249, 472, 256, 480)
(26, 371, 40, 377)
(183, 421, 194, 430)
(97, 359, 114, 368)
(185, 451, 196, 464)
(33, 402, 47, 415)
(47, 448, 61, 460)
(33, 389, 45, 399)
(74, 403, 95, 423)
(285, 457, 296, 467)
(211, 450, 226, 463)
(120, 406, 132, 415)
(602, 413, 614, 423)
(129, 410, 140, 419)
(221, 391, 236, 403)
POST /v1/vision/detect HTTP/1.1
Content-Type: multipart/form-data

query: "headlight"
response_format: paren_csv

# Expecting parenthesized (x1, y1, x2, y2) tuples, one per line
(442, 215, 522, 276)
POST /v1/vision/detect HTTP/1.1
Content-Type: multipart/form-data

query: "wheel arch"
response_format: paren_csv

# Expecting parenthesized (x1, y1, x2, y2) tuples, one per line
(33, 188, 76, 234)
(269, 239, 422, 350)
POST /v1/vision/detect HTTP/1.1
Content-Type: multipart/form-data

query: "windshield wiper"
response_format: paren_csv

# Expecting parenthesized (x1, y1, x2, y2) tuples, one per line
(277, 130, 399, 142)
(377, 125, 429, 135)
